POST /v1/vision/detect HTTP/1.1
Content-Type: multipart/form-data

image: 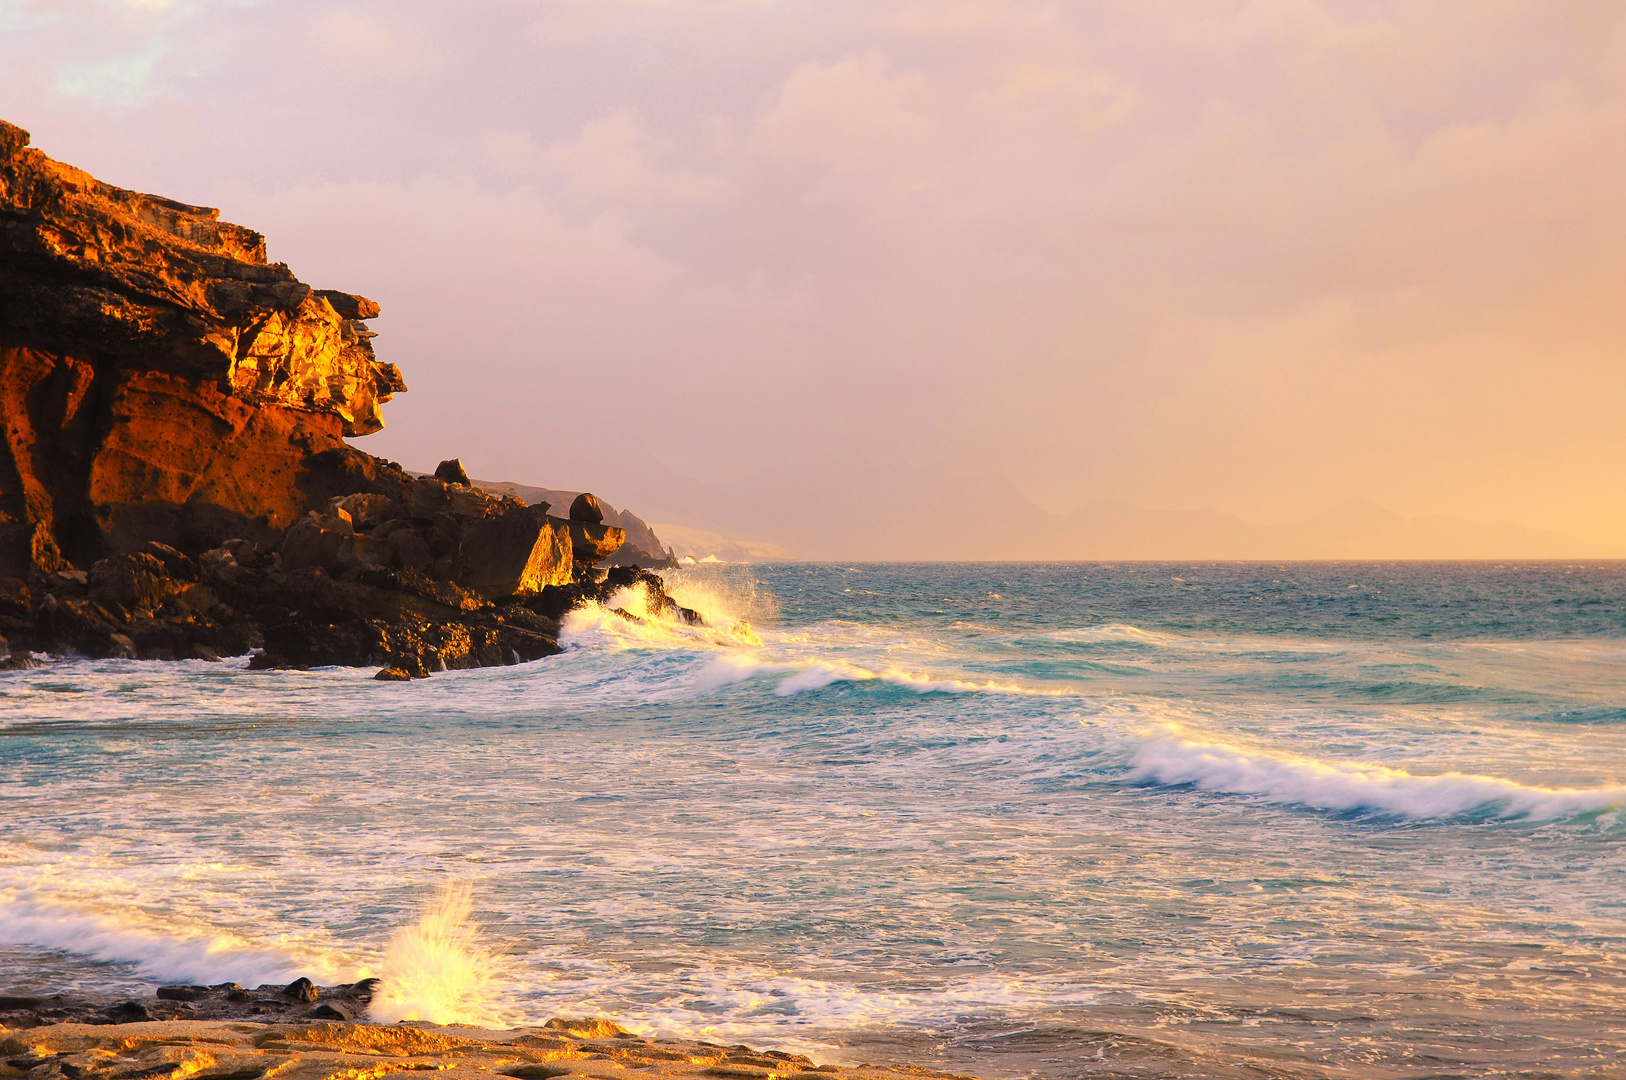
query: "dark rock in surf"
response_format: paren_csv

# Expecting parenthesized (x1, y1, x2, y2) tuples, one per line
(282, 978, 318, 1002)
(105, 1001, 151, 1023)
(347, 977, 382, 1004)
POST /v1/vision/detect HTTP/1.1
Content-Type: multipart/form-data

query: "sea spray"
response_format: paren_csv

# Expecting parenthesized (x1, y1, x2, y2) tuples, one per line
(368, 884, 504, 1026)
(565, 574, 763, 651)
(660, 566, 779, 628)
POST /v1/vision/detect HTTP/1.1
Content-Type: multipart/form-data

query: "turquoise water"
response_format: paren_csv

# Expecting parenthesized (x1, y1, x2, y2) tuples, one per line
(3, 563, 1625, 1078)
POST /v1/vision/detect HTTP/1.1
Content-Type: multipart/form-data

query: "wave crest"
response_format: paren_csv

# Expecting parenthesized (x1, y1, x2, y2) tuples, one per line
(1130, 726, 1626, 820)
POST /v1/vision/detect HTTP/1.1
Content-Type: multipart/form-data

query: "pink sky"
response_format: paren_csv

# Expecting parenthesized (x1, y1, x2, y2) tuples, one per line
(5, 1, 1625, 555)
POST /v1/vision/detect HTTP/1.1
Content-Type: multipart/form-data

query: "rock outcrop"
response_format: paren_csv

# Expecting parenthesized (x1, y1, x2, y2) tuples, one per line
(0, 120, 685, 675)
(0, 989, 978, 1080)
(0, 118, 405, 573)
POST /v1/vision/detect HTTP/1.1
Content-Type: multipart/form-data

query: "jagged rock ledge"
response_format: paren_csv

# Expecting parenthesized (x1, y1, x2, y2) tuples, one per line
(0, 469, 700, 676)
(0, 985, 978, 1080)
(0, 121, 687, 676)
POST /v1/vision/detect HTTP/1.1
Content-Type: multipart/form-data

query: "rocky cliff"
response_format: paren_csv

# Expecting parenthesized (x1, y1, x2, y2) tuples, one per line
(0, 120, 689, 675)
(0, 118, 408, 572)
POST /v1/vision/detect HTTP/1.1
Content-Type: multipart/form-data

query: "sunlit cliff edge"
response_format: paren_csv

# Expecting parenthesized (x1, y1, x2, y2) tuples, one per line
(0, 119, 686, 673)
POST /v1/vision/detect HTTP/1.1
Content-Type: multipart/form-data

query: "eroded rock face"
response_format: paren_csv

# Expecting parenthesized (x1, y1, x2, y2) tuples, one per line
(0, 121, 403, 435)
(0, 120, 681, 677)
(0, 119, 406, 575)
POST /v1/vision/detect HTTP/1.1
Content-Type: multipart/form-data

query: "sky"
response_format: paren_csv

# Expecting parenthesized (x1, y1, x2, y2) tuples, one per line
(4, 0, 1625, 556)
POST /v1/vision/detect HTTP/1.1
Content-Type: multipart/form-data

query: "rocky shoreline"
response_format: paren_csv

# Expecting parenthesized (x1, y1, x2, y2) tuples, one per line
(0, 119, 685, 676)
(0, 983, 974, 1080)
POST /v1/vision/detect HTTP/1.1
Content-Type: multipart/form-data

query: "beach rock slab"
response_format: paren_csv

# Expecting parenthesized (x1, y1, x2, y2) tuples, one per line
(0, 1016, 962, 1080)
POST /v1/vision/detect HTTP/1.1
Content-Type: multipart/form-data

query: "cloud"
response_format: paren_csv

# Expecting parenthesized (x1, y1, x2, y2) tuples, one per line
(54, 46, 166, 106)
(310, 10, 443, 81)
(752, 53, 942, 195)
(3, 0, 1626, 552)
(488, 112, 733, 204)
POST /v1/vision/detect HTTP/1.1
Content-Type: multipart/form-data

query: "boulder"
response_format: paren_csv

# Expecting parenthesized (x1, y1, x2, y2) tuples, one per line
(336, 492, 401, 531)
(457, 507, 572, 599)
(87, 553, 183, 611)
(392, 531, 435, 570)
(566, 519, 626, 565)
(402, 478, 450, 521)
(280, 511, 355, 571)
(447, 485, 498, 519)
(435, 458, 472, 486)
(569, 492, 605, 523)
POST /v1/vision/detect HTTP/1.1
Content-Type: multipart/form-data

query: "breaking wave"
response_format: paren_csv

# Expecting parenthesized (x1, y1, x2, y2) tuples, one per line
(1129, 725, 1626, 821)
(0, 889, 358, 987)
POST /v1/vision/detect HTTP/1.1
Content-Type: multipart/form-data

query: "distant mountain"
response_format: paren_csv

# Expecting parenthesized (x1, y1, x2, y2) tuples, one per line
(651, 524, 796, 563)
(474, 479, 672, 563)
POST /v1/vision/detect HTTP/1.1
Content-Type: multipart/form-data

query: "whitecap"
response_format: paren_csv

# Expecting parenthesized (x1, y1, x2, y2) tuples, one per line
(1129, 724, 1626, 821)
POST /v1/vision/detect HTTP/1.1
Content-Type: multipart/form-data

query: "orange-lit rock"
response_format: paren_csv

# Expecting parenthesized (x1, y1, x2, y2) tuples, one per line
(0, 118, 406, 574)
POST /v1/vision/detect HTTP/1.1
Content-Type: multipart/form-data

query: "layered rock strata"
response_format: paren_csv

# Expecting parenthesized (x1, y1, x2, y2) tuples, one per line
(0, 120, 682, 675)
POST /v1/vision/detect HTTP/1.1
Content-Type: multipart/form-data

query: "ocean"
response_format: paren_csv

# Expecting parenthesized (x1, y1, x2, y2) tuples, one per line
(3, 562, 1624, 1079)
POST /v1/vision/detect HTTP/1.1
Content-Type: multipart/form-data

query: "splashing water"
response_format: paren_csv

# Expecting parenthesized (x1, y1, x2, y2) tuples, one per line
(368, 884, 504, 1027)
(565, 573, 764, 651)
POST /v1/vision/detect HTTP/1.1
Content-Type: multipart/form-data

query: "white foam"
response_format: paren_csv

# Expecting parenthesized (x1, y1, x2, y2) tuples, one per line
(561, 582, 762, 653)
(0, 891, 358, 987)
(500, 946, 1102, 1050)
(557, 584, 1073, 702)
(1130, 725, 1626, 820)
(772, 661, 1076, 698)
(1042, 623, 1197, 647)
